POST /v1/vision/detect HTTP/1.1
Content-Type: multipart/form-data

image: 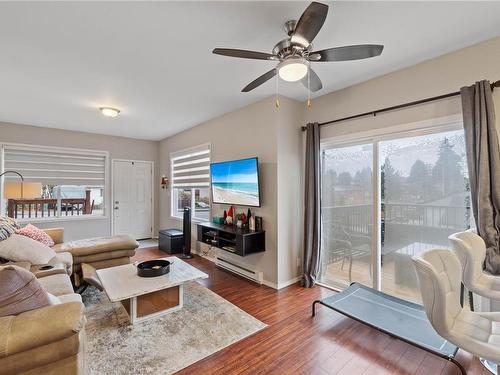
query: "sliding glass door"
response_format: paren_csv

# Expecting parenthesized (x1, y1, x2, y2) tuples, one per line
(320, 143, 373, 289)
(319, 124, 471, 302)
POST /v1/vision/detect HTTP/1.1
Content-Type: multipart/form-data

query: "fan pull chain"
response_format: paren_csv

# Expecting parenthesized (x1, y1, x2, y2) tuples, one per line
(307, 67, 311, 109)
(275, 70, 280, 108)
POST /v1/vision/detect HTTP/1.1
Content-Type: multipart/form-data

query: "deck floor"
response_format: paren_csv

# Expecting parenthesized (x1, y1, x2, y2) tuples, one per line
(321, 256, 423, 302)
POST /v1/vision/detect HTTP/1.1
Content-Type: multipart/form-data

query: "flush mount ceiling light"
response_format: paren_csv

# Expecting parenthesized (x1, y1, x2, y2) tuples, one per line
(99, 107, 120, 118)
(277, 57, 309, 82)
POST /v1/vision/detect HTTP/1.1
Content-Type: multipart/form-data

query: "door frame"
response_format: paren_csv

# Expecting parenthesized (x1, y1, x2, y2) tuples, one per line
(111, 159, 155, 238)
(317, 114, 464, 293)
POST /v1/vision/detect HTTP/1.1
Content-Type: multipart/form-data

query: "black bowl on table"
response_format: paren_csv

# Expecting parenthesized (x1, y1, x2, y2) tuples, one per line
(136, 259, 172, 277)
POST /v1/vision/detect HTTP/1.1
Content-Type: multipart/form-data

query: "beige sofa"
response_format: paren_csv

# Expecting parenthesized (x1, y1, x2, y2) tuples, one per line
(0, 263, 86, 375)
(44, 228, 139, 284)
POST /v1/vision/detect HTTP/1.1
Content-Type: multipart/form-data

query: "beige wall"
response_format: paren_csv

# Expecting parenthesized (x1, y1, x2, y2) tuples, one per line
(306, 36, 500, 139)
(159, 97, 279, 285)
(159, 96, 304, 286)
(0, 121, 159, 240)
(276, 97, 304, 285)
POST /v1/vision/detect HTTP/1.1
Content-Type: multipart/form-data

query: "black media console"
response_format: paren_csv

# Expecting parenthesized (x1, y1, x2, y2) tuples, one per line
(197, 222, 265, 257)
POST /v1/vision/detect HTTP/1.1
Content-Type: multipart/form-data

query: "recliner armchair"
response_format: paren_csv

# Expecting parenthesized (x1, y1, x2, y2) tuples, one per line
(43, 228, 139, 285)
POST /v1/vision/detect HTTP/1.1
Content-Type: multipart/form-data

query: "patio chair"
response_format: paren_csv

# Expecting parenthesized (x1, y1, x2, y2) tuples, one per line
(322, 223, 371, 283)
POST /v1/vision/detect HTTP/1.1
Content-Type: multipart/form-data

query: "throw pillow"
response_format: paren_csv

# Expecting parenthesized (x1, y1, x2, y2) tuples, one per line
(0, 234, 56, 265)
(16, 224, 55, 247)
(0, 216, 20, 242)
(0, 265, 51, 317)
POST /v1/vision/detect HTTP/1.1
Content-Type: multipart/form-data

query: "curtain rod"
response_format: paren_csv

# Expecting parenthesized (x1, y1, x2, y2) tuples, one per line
(302, 79, 500, 131)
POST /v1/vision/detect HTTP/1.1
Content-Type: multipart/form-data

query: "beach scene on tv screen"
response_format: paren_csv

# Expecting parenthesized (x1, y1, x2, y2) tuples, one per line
(211, 158, 260, 206)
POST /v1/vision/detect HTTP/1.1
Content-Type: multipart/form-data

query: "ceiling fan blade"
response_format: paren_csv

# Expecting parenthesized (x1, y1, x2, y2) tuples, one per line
(291, 2, 329, 48)
(301, 68, 323, 92)
(311, 44, 384, 62)
(213, 48, 276, 61)
(242, 69, 276, 92)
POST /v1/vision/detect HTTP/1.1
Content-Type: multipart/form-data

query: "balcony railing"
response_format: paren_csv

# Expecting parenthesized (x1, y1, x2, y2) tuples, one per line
(7, 190, 93, 219)
(322, 203, 470, 231)
(322, 202, 471, 253)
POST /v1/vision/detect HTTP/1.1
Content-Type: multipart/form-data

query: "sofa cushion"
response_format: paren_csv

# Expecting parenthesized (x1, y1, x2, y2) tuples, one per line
(53, 235, 139, 256)
(58, 294, 82, 304)
(16, 224, 55, 247)
(0, 302, 85, 359)
(42, 228, 64, 245)
(0, 234, 56, 265)
(0, 261, 31, 271)
(52, 252, 73, 272)
(37, 274, 74, 297)
(0, 265, 51, 317)
(0, 332, 82, 375)
(47, 293, 61, 305)
(0, 217, 19, 242)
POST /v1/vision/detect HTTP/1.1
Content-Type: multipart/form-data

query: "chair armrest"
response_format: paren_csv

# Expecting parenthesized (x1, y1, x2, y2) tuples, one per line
(43, 228, 64, 245)
(0, 302, 85, 358)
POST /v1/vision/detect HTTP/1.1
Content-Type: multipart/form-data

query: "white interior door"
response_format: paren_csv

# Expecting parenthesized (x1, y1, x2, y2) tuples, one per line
(113, 160, 153, 239)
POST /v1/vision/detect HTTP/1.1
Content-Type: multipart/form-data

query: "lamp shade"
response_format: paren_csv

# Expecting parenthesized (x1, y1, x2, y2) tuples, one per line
(4, 182, 42, 199)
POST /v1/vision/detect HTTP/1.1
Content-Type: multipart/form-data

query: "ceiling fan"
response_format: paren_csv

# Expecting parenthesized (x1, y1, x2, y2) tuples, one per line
(213, 2, 384, 93)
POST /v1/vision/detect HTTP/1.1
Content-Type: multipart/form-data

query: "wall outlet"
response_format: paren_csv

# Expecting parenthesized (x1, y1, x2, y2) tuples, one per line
(296, 257, 301, 269)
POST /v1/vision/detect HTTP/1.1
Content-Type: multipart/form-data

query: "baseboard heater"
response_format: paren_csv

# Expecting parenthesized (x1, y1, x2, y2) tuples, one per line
(215, 257, 263, 284)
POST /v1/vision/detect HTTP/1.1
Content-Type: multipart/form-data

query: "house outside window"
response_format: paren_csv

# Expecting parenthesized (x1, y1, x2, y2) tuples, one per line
(170, 144, 211, 222)
(0, 144, 108, 221)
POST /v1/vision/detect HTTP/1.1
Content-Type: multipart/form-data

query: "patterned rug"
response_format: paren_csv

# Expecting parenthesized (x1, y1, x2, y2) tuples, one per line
(82, 281, 266, 374)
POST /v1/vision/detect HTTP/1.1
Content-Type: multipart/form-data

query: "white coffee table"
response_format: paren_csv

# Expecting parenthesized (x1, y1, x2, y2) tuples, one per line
(96, 257, 208, 324)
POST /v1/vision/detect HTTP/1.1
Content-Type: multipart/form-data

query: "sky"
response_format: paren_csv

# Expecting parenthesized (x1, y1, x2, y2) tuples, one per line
(211, 157, 259, 183)
(323, 130, 466, 177)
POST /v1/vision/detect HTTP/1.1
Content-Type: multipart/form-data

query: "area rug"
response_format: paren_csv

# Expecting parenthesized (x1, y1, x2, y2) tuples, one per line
(82, 281, 267, 374)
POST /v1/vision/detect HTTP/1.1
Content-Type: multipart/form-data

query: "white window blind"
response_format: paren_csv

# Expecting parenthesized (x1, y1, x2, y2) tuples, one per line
(171, 145, 210, 188)
(2, 145, 107, 186)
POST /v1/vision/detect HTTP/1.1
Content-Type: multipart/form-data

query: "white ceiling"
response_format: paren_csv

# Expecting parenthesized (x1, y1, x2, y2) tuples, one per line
(0, 1, 499, 141)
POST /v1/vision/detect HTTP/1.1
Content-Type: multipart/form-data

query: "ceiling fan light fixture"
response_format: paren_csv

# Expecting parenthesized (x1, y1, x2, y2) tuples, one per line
(277, 57, 309, 82)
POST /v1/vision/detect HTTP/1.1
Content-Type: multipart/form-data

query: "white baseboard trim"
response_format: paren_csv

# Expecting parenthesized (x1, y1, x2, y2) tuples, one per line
(262, 276, 301, 290)
(194, 249, 301, 290)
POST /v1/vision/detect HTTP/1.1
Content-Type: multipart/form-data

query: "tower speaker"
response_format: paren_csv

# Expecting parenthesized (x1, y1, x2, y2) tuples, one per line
(181, 206, 193, 259)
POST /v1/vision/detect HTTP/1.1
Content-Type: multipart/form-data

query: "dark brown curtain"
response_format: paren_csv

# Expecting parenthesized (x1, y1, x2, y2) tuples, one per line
(302, 122, 321, 287)
(461, 80, 500, 273)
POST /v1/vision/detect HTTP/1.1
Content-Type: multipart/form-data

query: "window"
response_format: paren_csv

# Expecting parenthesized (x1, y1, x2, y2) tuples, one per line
(1, 144, 108, 220)
(171, 144, 210, 221)
(319, 121, 471, 302)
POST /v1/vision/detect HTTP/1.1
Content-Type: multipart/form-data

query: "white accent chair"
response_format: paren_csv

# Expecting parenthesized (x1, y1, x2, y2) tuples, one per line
(412, 249, 500, 374)
(449, 230, 500, 306)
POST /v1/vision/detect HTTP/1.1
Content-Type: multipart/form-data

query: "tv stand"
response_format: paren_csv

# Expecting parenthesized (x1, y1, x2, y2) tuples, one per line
(197, 222, 265, 257)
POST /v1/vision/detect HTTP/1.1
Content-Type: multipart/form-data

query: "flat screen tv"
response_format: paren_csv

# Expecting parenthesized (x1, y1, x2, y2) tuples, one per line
(210, 157, 261, 207)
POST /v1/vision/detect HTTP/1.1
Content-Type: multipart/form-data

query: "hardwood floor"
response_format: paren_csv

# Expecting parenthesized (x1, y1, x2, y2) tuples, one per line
(133, 248, 488, 375)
